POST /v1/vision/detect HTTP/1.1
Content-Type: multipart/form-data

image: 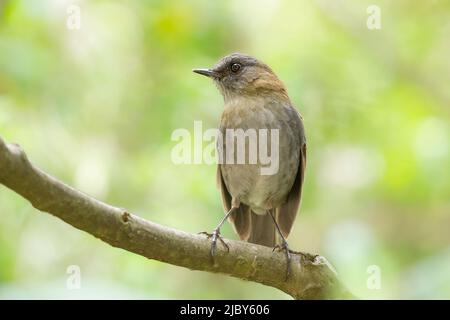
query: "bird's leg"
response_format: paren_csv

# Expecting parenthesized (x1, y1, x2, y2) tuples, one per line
(269, 211, 293, 280)
(199, 206, 237, 259)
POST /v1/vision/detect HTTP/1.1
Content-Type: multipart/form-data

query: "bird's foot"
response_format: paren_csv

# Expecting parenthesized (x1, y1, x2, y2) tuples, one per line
(272, 239, 293, 280)
(198, 229, 229, 259)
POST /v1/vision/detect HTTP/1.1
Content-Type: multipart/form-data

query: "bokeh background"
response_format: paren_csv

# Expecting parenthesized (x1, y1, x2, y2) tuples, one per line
(0, 0, 449, 299)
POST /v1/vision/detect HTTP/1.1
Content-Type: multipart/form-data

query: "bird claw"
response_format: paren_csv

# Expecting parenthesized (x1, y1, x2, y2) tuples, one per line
(272, 240, 292, 280)
(198, 229, 229, 258)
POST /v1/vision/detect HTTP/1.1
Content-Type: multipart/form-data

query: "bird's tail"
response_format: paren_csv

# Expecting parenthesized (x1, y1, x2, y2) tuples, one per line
(248, 209, 279, 247)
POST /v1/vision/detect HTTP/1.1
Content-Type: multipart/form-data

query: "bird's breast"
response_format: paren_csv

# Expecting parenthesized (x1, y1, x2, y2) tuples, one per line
(218, 98, 302, 212)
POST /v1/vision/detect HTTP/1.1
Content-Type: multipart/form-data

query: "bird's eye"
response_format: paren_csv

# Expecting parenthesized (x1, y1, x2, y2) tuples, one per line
(231, 63, 241, 73)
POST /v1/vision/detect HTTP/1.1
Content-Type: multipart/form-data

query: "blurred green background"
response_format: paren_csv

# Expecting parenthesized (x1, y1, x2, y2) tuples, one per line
(0, 0, 449, 299)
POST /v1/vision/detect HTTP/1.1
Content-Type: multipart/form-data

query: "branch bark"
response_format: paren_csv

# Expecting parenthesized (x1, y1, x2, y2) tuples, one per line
(0, 135, 353, 299)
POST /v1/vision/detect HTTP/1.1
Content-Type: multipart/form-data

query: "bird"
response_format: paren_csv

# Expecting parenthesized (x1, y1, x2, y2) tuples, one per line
(193, 53, 306, 274)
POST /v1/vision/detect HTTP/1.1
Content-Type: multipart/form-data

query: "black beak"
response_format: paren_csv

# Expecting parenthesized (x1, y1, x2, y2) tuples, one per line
(193, 68, 219, 78)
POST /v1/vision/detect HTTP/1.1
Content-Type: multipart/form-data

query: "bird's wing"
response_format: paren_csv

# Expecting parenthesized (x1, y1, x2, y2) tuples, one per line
(276, 111, 307, 239)
(217, 166, 251, 240)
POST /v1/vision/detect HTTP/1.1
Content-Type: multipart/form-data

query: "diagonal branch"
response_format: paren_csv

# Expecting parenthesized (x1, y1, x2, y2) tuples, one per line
(0, 135, 353, 299)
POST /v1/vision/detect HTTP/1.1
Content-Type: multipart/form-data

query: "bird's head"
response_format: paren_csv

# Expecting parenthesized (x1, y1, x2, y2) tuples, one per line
(193, 53, 289, 102)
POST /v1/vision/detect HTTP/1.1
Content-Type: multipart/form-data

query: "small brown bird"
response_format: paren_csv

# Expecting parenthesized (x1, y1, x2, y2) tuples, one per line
(194, 53, 306, 271)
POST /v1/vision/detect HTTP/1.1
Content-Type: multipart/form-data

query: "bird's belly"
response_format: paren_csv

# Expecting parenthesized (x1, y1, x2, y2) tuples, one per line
(218, 99, 302, 213)
(220, 162, 297, 214)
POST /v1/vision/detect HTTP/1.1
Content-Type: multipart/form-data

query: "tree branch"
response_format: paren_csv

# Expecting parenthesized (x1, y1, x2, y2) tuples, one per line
(0, 135, 353, 299)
